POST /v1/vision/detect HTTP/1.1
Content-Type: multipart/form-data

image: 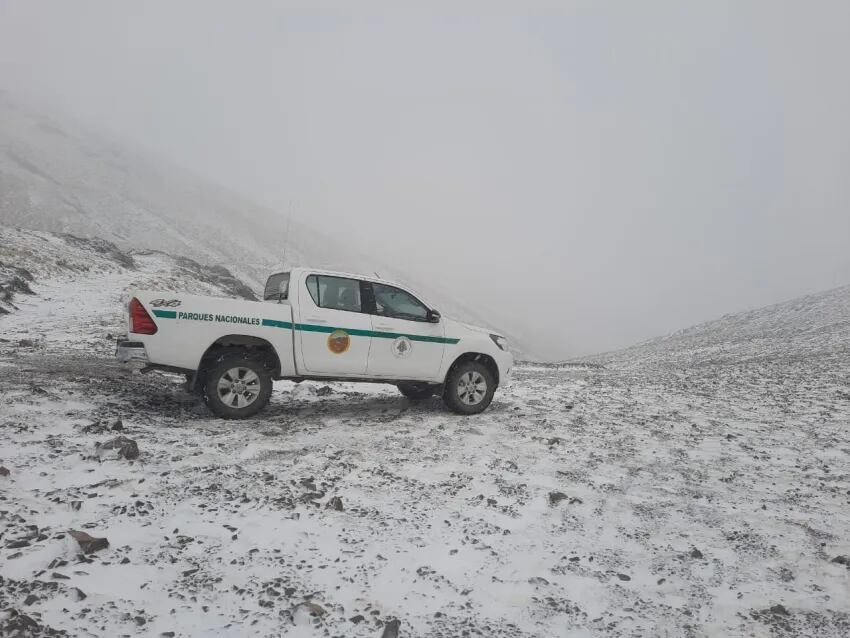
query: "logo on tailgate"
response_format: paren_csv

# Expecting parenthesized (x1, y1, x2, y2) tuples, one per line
(150, 299, 182, 307)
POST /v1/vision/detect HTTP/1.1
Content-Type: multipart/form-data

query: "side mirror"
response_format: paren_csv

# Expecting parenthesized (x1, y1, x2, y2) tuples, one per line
(427, 309, 441, 323)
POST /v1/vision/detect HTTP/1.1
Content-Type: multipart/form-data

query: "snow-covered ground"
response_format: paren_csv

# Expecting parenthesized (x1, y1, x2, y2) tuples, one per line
(1, 227, 849, 637)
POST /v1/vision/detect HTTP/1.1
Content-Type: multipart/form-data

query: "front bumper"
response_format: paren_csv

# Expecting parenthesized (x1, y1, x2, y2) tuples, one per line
(115, 338, 149, 363)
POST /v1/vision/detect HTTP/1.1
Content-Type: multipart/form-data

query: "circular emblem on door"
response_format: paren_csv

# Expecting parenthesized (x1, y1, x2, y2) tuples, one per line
(327, 329, 351, 354)
(392, 336, 412, 358)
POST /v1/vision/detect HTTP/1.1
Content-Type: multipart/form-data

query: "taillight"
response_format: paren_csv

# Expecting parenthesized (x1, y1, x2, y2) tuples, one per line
(129, 297, 158, 335)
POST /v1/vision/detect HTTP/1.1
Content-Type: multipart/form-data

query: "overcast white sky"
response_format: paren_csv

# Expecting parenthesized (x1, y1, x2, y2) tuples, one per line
(1, 1, 849, 357)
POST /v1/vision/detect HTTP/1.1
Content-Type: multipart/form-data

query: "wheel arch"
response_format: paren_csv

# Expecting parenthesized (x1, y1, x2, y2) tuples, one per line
(195, 334, 282, 387)
(444, 352, 499, 387)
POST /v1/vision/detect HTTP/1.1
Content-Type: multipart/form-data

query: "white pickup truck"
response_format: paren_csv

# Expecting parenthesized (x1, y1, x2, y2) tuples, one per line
(117, 268, 513, 419)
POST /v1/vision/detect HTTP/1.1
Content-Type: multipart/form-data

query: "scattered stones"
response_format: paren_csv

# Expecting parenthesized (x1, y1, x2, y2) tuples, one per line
(381, 618, 401, 638)
(327, 496, 344, 512)
(24, 594, 39, 606)
(0, 611, 39, 635)
(831, 555, 849, 567)
(0, 466, 9, 477)
(68, 529, 110, 554)
(71, 587, 87, 601)
(528, 577, 550, 586)
(616, 573, 631, 581)
(18, 338, 35, 347)
(690, 548, 704, 559)
(316, 385, 333, 396)
(52, 572, 70, 580)
(769, 604, 789, 616)
(291, 601, 327, 625)
(96, 435, 139, 460)
(349, 614, 365, 624)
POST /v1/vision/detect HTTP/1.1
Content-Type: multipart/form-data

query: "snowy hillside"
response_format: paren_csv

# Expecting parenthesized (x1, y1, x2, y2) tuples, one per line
(0, 94, 533, 358)
(586, 283, 850, 369)
(1, 226, 849, 636)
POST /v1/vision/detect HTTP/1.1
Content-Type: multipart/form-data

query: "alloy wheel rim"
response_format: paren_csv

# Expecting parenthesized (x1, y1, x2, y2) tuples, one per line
(217, 367, 261, 409)
(457, 371, 487, 405)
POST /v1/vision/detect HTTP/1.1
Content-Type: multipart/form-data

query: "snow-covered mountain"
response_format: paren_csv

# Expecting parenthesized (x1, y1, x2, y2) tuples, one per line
(583, 283, 850, 369)
(0, 93, 534, 357)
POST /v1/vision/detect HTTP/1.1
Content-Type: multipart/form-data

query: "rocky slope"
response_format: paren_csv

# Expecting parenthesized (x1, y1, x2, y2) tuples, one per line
(1, 225, 848, 637)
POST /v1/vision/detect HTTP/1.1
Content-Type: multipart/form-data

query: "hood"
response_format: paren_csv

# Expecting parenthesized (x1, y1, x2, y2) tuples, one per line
(444, 316, 499, 338)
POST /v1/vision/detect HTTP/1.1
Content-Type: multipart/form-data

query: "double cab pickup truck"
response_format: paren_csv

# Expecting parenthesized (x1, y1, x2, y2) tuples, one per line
(117, 268, 513, 419)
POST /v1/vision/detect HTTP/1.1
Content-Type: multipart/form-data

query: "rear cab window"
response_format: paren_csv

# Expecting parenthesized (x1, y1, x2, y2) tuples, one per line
(305, 274, 363, 313)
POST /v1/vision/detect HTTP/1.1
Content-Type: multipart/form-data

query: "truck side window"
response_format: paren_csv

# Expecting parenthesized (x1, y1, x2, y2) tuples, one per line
(372, 283, 429, 321)
(306, 275, 362, 313)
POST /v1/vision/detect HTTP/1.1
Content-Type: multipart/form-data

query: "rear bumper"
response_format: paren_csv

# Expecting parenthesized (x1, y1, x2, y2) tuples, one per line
(115, 339, 149, 363)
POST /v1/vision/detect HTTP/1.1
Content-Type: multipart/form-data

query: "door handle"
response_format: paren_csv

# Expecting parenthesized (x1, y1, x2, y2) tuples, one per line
(306, 317, 327, 324)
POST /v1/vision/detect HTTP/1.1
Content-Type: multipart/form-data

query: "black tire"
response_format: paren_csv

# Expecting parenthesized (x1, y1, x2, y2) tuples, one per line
(397, 382, 435, 401)
(202, 354, 273, 419)
(442, 360, 496, 415)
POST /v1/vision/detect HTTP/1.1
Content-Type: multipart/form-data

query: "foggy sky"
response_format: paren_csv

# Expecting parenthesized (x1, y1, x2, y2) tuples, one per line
(2, 1, 849, 358)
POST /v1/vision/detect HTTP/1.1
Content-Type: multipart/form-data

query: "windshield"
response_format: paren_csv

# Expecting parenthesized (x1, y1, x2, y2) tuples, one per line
(263, 272, 290, 301)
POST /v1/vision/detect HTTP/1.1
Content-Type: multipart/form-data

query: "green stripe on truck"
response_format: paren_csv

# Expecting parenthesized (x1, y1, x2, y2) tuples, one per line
(153, 309, 459, 344)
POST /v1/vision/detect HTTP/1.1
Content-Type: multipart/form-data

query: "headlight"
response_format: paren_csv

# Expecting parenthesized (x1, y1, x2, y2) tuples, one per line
(490, 334, 508, 351)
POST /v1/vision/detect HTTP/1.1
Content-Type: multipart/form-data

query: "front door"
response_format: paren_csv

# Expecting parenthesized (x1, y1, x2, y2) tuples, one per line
(365, 282, 447, 380)
(297, 274, 372, 375)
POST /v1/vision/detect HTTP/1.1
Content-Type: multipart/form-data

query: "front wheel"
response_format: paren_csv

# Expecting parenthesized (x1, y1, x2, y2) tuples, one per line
(203, 355, 273, 419)
(442, 361, 495, 415)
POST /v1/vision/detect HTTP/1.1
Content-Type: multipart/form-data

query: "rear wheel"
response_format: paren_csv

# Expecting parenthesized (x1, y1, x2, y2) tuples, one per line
(443, 361, 495, 415)
(397, 382, 435, 401)
(203, 354, 273, 419)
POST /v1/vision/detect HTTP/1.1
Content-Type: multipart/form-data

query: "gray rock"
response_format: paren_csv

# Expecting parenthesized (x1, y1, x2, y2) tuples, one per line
(0, 466, 9, 477)
(381, 619, 401, 638)
(327, 496, 344, 512)
(548, 491, 568, 506)
(68, 529, 109, 554)
(690, 548, 704, 559)
(96, 436, 139, 460)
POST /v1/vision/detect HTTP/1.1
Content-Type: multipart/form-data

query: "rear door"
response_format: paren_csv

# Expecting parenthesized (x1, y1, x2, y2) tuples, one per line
(365, 282, 447, 380)
(296, 274, 372, 375)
